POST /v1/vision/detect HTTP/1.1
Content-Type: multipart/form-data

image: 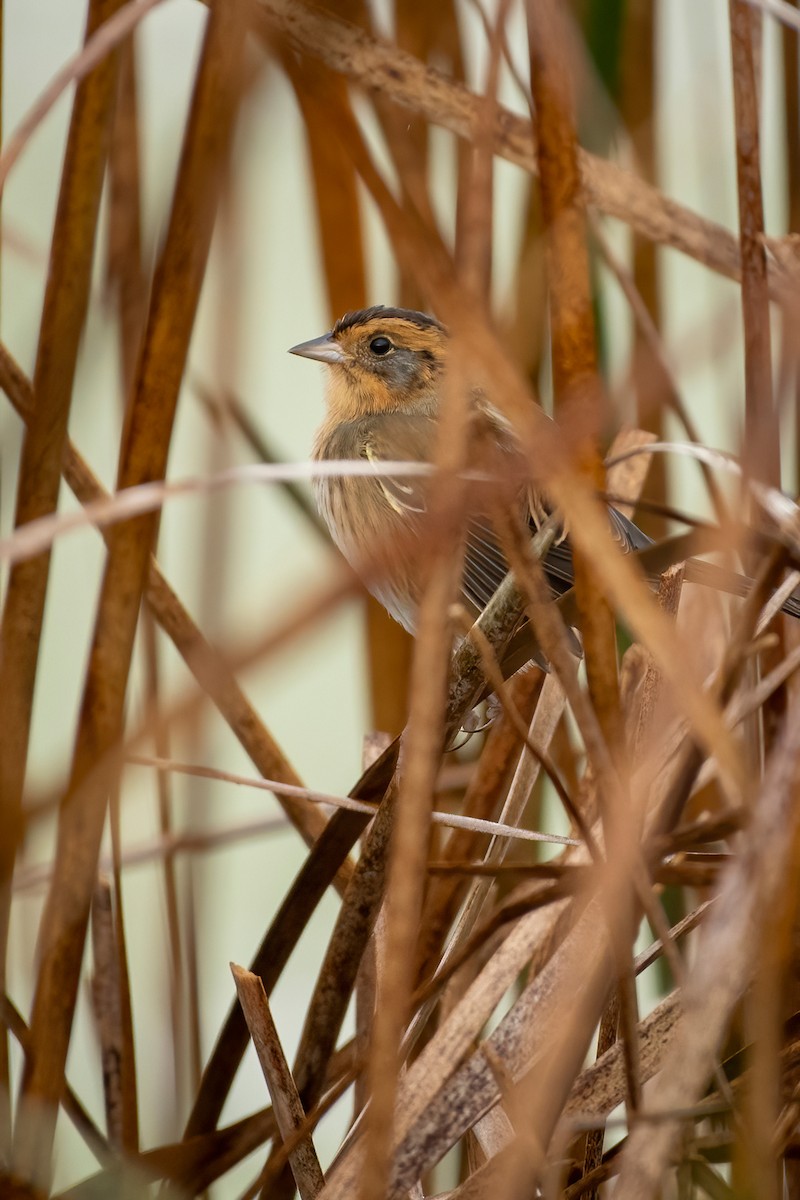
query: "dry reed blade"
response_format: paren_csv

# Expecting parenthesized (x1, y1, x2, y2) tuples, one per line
(0, 0, 123, 1143)
(505, 175, 548, 384)
(730, 0, 778, 486)
(728, 14, 792, 1130)
(0, 0, 5, 1151)
(322, 894, 605, 1200)
(454, 0, 508, 300)
(289, 780, 397, 1131)
(354, 733, 392, 1121)
(385, 1, 468, 310)
(231, 965, 325, 1200)
(140, 614, 186, 1122)
(60, 1093, 320, 1197)
(414, 667, 544, 984)
(281, 3, 368, 319)
(782, 10, 800, 508)
(730, 0, 786, 795)
(89, 877, 138, 1153)
(629, 563, 686, 756)
(591, 220, 731, 525)
(561, 989, 682, 1129)
(428, 673, 566, 977)
(107, 782, 138, 1159)
(406, 829, 641, 1195)
(616, 0, 667, 535)
(528, 0, 621, 761)
(582, 987, 621, 1194)
(105, 33, 146, 394)
(13, 1, 249, 1180)
(319, 874, 578, 1196)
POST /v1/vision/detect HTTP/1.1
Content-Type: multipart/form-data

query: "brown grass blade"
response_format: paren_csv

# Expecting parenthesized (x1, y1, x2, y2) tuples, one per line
(0, 0, 123, 1129)
(284, 59, 366, 320)
(429, 672, 567, 973)
(231, 964, 325, 1200)
(730, 1, 786, 803)
(616, 0, 667, 533)
(454, 0, 508, 300)
(323, 895, 606, 1200)
(504, 177, 548, 383)
(730, 0, 778, 485)
(107, 783, 139, 1159)
(90, 877, 138, 1153)
(140, 614, 186, 1121)
(387, 1, 468, 308)
(13, 1, 249, 1181)
(105, 33, 146, 394)
(320, 882, 577, 1196)
(414, 667, 545, 984)
(59, 1098, 300, 1196)
(528, 0, 621, 760)
(354, 733, 392, 1120)
(290, 782, 397, 1119)
(0, 0, 5, 1144)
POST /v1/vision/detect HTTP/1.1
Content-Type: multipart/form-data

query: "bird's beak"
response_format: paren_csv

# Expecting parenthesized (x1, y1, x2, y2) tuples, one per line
(288, 333, 348, 365)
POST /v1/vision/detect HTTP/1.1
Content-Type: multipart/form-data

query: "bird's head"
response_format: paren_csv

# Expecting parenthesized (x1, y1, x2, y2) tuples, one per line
(289, 305, 447, 420)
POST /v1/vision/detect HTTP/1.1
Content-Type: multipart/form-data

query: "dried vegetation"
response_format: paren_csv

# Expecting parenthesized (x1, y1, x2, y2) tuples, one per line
(3, 0, 800, 1197)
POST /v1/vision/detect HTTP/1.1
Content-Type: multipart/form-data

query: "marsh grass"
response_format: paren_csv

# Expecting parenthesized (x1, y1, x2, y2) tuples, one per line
(2, 1, 800, 1197)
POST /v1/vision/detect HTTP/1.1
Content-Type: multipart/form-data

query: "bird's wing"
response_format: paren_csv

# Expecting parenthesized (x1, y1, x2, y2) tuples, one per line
(462, 518, 514, 613)
(362, 415, 650, 629)
(534, 505, 652, 596)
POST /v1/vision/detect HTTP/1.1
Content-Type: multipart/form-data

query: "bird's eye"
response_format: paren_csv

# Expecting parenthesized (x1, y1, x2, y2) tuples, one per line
(369, 336, 392, 356)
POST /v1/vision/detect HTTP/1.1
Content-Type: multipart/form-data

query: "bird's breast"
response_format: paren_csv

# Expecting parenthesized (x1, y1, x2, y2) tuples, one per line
(312, 421, 426, 633)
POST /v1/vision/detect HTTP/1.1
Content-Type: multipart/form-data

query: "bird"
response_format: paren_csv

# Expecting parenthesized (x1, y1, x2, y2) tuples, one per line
(290, 304, 800, 666)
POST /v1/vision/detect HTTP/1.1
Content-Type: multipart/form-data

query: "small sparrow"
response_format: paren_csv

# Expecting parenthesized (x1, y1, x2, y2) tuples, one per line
(290, 305, 645, 641)
(290, 304, 800, 654)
